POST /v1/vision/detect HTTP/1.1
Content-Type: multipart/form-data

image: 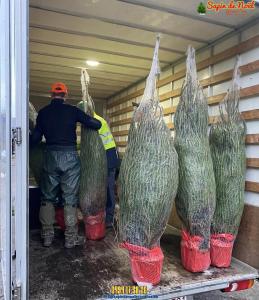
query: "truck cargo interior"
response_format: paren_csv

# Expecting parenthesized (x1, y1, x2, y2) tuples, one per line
(1, 0, 259, 299)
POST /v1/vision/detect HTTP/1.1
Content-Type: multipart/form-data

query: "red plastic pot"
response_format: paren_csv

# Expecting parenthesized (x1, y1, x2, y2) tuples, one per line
(210, 233, 235, 268)
(120, 242, 164, 285)
(181, 230, 211, 273)
(84, 211, 106, 240)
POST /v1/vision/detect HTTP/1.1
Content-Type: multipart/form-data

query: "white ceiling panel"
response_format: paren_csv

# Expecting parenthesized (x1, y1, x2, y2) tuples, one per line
(30, 41, 167, 69)
(30, 78, 118, 92)
(30, 82, 109, 92)
(128, 0, 259, 27)
(29, 0, 259, 105)
(30, 62, 140, 82)
(30, 70, 130, 87)
(30, 0, 229, 41)
(29, 8, 202, 52)
(30, 53, 148, 76)
(29, 27, 181, 63)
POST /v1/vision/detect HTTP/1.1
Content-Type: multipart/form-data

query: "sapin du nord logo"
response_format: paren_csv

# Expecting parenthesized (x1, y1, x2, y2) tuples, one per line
(197, 0, 256, 15)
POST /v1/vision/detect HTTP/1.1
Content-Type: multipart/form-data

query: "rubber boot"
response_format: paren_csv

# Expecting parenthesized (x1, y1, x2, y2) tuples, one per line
(39, 202, 55, 247)
(64, 205, 85, 249)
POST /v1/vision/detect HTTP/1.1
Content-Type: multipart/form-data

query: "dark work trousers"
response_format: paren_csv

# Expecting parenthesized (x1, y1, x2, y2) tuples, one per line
(41, 146, 80, 207)
(106, 168, 116, 224)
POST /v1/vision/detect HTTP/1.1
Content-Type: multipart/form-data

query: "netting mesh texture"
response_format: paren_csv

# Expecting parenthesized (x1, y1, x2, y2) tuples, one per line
(29, 102, 45, 185)
(78, 69, 107, 217)
(119, 38, 179, 250)
(29, 102, 37, 132)
(174, 46, 216, 251)
(210, 57, 246, 237)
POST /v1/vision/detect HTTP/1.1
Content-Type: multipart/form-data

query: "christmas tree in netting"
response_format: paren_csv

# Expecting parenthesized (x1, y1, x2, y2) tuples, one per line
(118, 37, 179, 285)
(29, 102, 37, 132)
(209, 57, 246, 268)
(29, 102, 45, 186)
(174, 46, 216, 272)
(78, 69, 107, 240)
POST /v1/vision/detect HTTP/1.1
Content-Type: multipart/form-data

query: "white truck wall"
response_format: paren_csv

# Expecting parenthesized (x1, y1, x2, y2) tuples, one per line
(107, 22, 259, 215)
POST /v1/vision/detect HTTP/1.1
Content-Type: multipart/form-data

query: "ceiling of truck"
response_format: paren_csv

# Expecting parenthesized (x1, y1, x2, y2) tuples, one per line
(29, 0, 259, 106)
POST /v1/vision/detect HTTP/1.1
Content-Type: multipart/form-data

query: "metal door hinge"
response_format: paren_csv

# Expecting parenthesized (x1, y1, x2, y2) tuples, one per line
(12, 127, 22, 145)
(12, 285, 21, 300)
(12, 127, 22, 155)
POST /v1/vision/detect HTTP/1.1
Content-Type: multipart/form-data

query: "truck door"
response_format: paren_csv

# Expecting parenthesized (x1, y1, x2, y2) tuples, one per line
(0, 0, 28, 299)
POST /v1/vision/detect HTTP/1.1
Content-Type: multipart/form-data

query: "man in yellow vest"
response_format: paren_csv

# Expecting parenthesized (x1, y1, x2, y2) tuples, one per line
(94, 113, 119, 227)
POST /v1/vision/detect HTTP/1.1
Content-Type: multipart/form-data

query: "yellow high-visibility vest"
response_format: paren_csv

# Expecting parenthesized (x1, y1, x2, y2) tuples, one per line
(94, 113, 116, 150)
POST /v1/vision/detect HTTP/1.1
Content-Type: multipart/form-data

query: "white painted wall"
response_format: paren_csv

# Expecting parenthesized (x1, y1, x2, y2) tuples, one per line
(107, 23, 259, 206)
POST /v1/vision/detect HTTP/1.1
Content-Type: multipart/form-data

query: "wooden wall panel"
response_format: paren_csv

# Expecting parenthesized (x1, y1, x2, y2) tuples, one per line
(233, 204, 259, 269)
(246, 181, 259, 193)
(111, 88, 259, 131)
(109, 32, 259, 201)
(168, 203, 182, 230)
(246, 158, 259, 169)
(246, 134, 259, 145)
(110, 84, 259, 131)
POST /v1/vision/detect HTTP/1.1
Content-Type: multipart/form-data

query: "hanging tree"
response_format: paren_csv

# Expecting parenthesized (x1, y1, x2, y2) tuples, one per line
(174, 46, 216, 272)
(29, 102, 45, 186)
(78, 69, 107, 240)
(118, 37, 178, 285)
(209, 57, 246, 267)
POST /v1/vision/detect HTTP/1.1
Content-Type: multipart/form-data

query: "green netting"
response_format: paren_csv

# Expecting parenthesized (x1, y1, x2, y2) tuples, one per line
(29, 102, 37, 132)
(30, 143, 45, 185)
(78, 69, 107, 216)
(174, 46, 216, 249)
(118, 38, 179, 249)
(210, 57, 246, 236)
(29, 102, 45, 186)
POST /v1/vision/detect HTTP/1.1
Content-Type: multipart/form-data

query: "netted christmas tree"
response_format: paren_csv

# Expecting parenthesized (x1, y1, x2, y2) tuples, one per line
(29, 102, 45, 186)
(119, 37, 179, 285)
(174, 46, 216, 272)
(29, 102, 37, 132)
(209, 57, 246, 268)
(78, 69, 107, 240)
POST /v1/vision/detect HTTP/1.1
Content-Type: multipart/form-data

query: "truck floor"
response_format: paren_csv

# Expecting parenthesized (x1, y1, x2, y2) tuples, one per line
(29, 228, 258, 300)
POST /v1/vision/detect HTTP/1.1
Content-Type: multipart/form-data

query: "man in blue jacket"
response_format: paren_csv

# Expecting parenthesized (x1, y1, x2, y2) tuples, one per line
(30, 82, 101, 248)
